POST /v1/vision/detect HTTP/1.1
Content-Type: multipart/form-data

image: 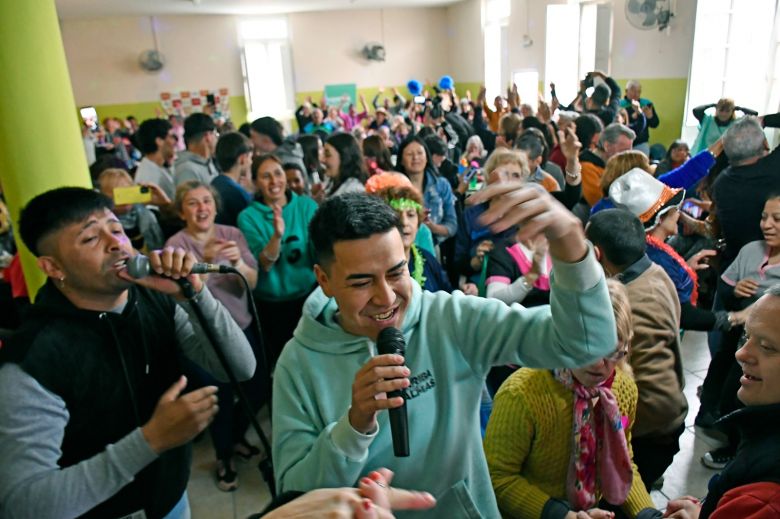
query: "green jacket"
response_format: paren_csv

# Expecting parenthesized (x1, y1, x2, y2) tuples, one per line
(237, 193, 318, 301)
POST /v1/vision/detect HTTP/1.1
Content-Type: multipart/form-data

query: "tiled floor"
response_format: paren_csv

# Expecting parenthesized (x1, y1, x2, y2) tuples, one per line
(187, 331, 722, 517)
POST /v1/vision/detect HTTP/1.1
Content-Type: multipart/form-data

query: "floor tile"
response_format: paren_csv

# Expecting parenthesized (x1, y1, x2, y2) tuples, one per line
(680, 331, 712, 372)
(659, 422, 719, 501)
(650, 489, 669, 510)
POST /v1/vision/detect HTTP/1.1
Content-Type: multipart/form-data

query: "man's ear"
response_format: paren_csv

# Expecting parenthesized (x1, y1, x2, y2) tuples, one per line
(313, 264, 332, 297)
(37, 255, 64, 281)
(593, 244, 603, 262)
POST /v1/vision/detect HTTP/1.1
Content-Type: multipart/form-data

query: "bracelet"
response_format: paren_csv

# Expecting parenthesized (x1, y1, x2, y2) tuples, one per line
(565, 166, 581, 179)
(261, 249, 280, 262)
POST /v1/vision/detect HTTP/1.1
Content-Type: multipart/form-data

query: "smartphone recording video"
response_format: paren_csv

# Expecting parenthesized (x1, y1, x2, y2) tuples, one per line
(113, 185, 151, 206)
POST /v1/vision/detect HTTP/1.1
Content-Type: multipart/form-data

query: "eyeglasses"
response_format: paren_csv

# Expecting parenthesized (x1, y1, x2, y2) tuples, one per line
(604, 345, 629, 363)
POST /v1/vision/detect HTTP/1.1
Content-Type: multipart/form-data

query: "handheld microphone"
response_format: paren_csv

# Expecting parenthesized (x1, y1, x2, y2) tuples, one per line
(126, 254, 235, 279)
(376, 327, 409, 457)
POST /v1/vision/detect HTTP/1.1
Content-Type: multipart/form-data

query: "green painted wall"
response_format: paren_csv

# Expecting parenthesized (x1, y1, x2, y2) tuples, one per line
(616, 77, 688, 148)
(81, 77, 686, 147)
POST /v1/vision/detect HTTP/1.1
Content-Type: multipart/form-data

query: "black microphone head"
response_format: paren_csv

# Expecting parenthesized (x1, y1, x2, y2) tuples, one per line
(126, 254, 150, 279)
(376, 327, 405, 356)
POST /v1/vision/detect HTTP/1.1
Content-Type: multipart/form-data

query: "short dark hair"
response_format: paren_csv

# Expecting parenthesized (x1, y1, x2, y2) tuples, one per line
(215, 131, 253, 172)
(575, 113, 604, 150)
(591, 83, 611, 107)
(515, 130, 546, 162)
(250, 117, 284, 146)
(423, 135, 447, 157)
(283, 162, 304, 174)
(309, 192, 402, 267)
(183, 113, 215, 146)
(19, 187, 114, 257)
(136, 118, 172, 155)
(585, 209, 646, 269)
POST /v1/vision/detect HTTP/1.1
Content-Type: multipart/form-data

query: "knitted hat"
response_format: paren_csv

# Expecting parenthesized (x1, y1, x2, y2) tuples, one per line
(407, 80, 423, 96)
(608, 168, 685, 230)
(438, 75, 454, 90)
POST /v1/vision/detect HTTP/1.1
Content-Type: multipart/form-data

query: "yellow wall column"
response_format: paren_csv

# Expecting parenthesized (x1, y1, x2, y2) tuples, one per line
(0, 0, 92, 297)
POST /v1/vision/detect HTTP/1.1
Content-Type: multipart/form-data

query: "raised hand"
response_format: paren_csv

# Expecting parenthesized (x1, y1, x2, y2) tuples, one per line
(558, 128, 582, 161)
(686, 249, 717, 271)
(141, 376, 219, 454)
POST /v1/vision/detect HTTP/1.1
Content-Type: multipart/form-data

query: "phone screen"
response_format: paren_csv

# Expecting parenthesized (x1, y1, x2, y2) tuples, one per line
(113, 185, 151, 206)
(414, 95, 426, 104)
(682, 201, 703, 219)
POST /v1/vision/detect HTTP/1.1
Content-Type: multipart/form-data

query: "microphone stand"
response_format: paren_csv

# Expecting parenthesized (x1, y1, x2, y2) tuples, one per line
(176, 272, 276, 498)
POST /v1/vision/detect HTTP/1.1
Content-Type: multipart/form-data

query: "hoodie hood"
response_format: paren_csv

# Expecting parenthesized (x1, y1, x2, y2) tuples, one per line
(174, 150, 209, 167)
(292, 280, 424, 355)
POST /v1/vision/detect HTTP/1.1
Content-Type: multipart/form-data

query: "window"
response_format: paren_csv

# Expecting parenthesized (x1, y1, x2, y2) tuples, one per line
(483, 0, 510, 102)
(238, 17, 295, 123)
(683, 0, 779, 140)
(544, 3, 609, 106)
(513, 70, 540, 112)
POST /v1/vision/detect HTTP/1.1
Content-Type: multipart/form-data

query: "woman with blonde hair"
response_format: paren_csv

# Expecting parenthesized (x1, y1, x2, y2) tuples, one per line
(484, 280, 656, 519)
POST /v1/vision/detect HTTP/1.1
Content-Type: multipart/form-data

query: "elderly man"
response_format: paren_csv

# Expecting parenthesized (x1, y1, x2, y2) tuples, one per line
(581, 122, 636, 207)
(713, 114, 780, 267)
(662, 285, 780, 519)
(620, 80, 659, 155)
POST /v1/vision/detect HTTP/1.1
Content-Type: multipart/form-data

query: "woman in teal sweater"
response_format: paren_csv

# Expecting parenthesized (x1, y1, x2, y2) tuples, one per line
(238, 153, 318, 364)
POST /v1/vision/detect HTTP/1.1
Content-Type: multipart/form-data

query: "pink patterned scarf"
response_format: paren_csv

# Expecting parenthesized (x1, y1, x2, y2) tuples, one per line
(554, 369, 633, 511)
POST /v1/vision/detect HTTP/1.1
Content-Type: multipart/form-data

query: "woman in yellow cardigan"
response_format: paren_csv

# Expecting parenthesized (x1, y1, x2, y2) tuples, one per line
(484, 280, 656, 519)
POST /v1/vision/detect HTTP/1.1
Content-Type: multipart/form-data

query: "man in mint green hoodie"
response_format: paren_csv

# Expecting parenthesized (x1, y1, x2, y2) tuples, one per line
(272, 187, 618, 518)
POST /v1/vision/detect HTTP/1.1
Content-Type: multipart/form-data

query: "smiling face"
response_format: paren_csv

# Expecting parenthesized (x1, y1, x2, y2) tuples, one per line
(401, 142, 427, 176)
(285, 167, 306, 196)
(180, 186, 216, 234)
(314, 229, 411, 342)
(322, 143, 341, 179)
(255, 158, 288, 206)
(760, 198, 780, 249)
(37, 208, 134, 307)
(735, 293, 780, 406)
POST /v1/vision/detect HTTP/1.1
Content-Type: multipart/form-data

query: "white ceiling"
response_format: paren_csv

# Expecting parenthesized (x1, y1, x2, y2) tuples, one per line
(55, 0, 463, 19)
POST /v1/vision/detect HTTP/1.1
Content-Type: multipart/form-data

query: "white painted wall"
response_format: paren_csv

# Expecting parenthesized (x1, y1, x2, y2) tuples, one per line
(445, 0, 483, 82)
(289, 7, 451, 92)
(61, 15, 245, 106)
(462, 0, 698, 84)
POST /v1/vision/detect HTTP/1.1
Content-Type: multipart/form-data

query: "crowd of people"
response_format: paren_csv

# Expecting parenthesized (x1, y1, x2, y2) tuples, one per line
(0, 70, 779, 519)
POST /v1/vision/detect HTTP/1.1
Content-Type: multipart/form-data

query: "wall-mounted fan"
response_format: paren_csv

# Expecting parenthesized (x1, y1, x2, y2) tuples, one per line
(626, 0, 673, 31)
(362, 43, 386, 62)
(138, 17, 165, 72)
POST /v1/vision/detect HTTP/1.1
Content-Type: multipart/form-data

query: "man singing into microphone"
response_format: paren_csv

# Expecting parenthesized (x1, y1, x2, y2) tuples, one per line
(272, 187, 618, 517)
(0, 187, 255, 518)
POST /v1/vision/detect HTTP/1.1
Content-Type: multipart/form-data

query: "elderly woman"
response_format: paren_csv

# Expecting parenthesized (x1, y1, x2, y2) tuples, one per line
(484, 280, 656, 519)
(395, 136, 457, 244)
(373, 185, 451, 293)
(165, 180, 265, 491)
(237, 153, 318, 364)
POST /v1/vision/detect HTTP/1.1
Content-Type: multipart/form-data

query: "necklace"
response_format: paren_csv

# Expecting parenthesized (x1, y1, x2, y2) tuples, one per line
(410, 244, 427, 287)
